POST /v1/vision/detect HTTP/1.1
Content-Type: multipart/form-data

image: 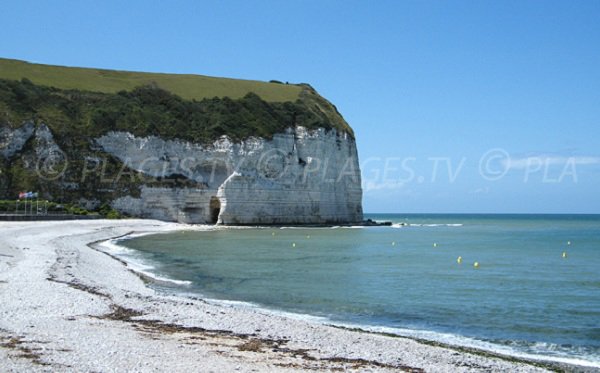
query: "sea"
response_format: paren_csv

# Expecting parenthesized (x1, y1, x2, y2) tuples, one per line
(106, 214, 600, 367)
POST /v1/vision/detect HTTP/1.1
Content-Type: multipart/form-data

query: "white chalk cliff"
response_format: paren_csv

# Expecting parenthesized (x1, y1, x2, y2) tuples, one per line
(0, 121, 35, 159)
(96, 127, 363, 224)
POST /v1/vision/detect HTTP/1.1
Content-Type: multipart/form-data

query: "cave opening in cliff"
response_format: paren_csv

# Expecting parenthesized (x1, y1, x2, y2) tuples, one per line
(209, 196, 221, 224)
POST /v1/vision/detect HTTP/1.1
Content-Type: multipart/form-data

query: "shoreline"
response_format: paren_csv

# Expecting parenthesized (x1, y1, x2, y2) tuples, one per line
(0, 220, 592, 372)
(107, 228, 599, 371)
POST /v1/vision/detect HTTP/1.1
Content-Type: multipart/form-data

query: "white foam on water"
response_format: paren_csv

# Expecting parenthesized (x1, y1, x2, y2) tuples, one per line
(98, 238, 137, 255)
(391, 223, 464, 228)
(97, 237, 192, 286)
(138, 271, 193, 286)
(324, 226, 366, 229)
(326, 322, 600, 368)
(275, 226, 337, 231)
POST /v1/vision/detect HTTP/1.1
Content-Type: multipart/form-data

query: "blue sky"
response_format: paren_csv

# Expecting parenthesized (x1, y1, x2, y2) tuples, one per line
(2, 1, 599, 213)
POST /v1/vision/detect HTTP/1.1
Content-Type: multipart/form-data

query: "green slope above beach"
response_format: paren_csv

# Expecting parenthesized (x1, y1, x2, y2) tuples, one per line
(0, 58, 301, 102)
(0, 58, 353, 142)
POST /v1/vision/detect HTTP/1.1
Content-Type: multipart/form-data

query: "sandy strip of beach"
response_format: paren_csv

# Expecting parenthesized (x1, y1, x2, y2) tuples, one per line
(0, 219, 586, 372)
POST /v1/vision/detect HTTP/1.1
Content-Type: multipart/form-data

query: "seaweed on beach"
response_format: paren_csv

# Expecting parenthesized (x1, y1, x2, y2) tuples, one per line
(100, 305, 144, 321)
(0, 333, 49, 366)
(96, 302, 424, 372)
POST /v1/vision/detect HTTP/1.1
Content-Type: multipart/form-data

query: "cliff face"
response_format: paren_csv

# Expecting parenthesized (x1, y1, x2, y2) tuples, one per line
(0, 60, 363, 224)
(96, 127, 362, 224)
(0, 123, 362, 224)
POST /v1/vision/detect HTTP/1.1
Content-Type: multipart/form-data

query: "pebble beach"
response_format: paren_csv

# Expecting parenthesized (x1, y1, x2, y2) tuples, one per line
(0, 220, 586, 372)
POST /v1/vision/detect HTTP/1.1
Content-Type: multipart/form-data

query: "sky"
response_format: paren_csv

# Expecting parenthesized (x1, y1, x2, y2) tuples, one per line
(2, 1, 599, 213)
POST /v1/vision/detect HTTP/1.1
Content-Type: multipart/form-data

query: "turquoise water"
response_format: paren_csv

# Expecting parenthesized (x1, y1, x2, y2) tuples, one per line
(117, 214, 600, 366)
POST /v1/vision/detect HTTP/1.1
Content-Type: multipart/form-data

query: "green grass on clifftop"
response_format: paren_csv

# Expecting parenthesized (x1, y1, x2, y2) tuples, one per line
(0, 58, 302, 102)
(0, 58, 354, 139)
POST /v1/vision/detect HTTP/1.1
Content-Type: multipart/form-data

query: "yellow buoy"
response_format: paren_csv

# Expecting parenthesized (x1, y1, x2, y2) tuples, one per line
(307, 235, 310, 239)
(433, 243, 437, 247)
(457, 256, 462, 264)
(292, 242, 296, 248)
(473, 261, 480, 268)
(272, 232, 276, 236)
(562, 251, 567, 258)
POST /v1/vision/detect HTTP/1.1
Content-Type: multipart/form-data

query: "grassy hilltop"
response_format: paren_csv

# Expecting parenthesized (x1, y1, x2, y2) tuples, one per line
(0, 58, 302, 102)
(0, 58, 352, 142)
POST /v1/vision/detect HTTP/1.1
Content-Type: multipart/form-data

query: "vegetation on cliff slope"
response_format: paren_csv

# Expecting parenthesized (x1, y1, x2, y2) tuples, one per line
(0, 78, 352, 144)
(0, 57, 354, 141)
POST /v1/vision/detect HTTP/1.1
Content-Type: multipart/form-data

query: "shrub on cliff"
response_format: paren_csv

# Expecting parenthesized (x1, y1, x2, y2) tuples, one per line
(0, 78, 352, 145)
